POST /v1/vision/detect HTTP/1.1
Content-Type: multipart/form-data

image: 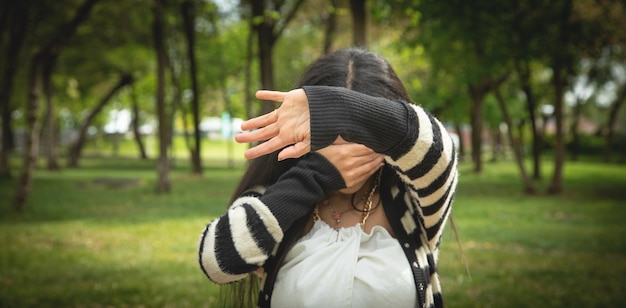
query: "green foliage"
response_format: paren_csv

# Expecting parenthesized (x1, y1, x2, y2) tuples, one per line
(1, 156, 625, 306)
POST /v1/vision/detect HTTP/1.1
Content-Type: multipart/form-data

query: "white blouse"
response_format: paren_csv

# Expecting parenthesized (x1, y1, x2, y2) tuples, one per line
(271, 220, 417, 308)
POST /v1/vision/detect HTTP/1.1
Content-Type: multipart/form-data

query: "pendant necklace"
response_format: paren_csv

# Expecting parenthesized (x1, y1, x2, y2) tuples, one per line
(323, 199, 352, 229)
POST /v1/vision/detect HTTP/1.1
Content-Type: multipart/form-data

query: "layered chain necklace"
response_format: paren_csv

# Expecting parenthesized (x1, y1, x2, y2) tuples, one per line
(313, 169, 383, 231)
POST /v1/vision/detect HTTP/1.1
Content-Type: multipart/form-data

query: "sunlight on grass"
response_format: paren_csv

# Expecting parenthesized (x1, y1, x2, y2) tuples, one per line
(1, 155, 625, 307)
(438, 160, 626, 307)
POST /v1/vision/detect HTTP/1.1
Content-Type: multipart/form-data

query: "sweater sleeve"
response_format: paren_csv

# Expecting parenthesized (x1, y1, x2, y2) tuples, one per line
(302, 85, 458, 250)
(198, 153, 345, 284)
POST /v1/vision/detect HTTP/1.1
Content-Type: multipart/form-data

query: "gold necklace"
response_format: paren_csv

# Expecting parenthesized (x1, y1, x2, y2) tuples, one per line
(313, 169, 383, 230)
(324, 199, 352, 229)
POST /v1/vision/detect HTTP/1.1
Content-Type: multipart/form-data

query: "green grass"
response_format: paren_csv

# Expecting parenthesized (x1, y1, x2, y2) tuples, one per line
(1, 152, 625, 307)
(438, 160, 626, 307)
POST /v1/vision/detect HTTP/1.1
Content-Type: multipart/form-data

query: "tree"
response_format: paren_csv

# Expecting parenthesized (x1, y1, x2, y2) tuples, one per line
(181, 0, 202, 175)
(603, 77, 626, 163)
(0, 0, 30, 178)
(12, 0, 101, 210)
(349, 0, 367, 47)
(249, 0, 305, 115)
(129, 83, 148, 160)
(415, 1, 511, 173)
(494, 82, 537, 193)
(322, 0, 338, 54)
(67, 73, 134, 167)
(153, 0, 170, 193)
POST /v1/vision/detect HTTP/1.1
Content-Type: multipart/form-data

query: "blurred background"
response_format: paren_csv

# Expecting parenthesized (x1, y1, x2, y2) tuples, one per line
(0, 0, 625, 307)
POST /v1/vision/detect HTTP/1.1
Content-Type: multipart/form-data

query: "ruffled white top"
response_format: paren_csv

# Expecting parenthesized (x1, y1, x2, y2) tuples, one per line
(271, 220, 417, 307)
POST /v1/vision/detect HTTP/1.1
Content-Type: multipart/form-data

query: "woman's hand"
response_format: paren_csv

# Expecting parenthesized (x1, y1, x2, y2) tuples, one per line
(317, 138, 384, 189)
(235, 89, 311, 160)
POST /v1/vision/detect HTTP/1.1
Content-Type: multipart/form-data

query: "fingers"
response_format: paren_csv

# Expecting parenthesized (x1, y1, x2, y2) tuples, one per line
(256, 90, 287, 102)
(240, 109, 278, 131)
(278, 141, 311, 161)
(235, 123, 279, 144)
(342, 155, 384, 187)
(243, 136, 287, 160)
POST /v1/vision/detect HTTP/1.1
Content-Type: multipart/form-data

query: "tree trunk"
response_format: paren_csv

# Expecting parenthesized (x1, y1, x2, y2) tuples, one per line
(244, 18, 254, 119)
(603, 82, 626, 163)
(41, 54, 61, 170)
(153, 0, 170, 193)
(250, 0, 305, 116)
(12, 0, 100, 210)
(130, 84, 148, 159)
(349, 0, 367, 48)
(67, 73, 134, 167)
(323, 0, 338, 54)
(181, 0, 202, 175)
(547, 0, 573, 195)
(12, 55, 43, 211)
(163, 37, 190, 165)
(468, 85, 488, 173)
(494, 85, 536, 194)
(569, 97, 583, 161)
(252, 0, 277, 116)
(515, 58, 542, 180)
(0, 0, 29, 178)
(454, 121, 465, 162)
(547, 67, 566, 194)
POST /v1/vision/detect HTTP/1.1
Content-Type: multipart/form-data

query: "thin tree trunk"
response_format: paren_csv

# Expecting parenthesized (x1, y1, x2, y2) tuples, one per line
(167, 51, 192, 159)
(12, 0, 100, 210)
(67, 73, 133, 167)
(515, 58, 542, 180)
(0, 0, 29, 178)
(494, 85, 536, 194)
(603, 82, 626, 163)
(323, 0, 338, 54)
(250, 0, 305, 115)
(569, 98, 583, 161)
(130, 84, 148, 159)
(181, 0, 202, 175)
(349, 0, 367, 48)
(547, 0, 573, 195)
(244, 17, 254, 119)
(41, 55, 60, 170)
(548, 67, 566, 194)
(468, 85, 487, 173)
(12, 55, 43, 211)
(454, 121, 465, 162)
(153, 0, 170, 193)
(252, 0, 277, 115)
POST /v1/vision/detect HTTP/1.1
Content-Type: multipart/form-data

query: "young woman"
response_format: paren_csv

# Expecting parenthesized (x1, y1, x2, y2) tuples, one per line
(198, 48, 458, 308)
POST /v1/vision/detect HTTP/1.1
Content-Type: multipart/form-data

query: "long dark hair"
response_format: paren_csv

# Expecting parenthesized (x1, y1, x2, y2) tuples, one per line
(219, 48, 411, 307)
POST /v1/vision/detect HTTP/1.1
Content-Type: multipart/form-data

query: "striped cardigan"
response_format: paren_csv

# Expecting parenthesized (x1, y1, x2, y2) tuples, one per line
(199, 86, 458, 308)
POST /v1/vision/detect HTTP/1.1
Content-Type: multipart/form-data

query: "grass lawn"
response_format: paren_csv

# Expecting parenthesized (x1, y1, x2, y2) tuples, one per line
(1, 149, 625, 307)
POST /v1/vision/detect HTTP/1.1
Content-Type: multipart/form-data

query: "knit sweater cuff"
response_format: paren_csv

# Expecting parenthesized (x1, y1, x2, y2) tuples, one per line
(302, 86, 414, 157)
(260, 152, 345, 231)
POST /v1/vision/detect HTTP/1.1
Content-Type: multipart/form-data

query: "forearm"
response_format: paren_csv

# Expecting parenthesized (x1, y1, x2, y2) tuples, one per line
(303, 85, 415, 158)
(198, 153, 345, 284)
(303, 86, 458, 247)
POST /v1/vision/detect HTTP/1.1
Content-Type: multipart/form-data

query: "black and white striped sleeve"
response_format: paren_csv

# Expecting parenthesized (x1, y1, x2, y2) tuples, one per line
(198, 153, 345, 284)
(303, 86, 458, 250)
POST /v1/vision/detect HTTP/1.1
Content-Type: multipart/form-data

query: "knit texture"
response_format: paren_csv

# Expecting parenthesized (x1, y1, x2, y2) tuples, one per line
(303, 85, 415, 159)
(198, 153, 345, 284)
(198, 86, 458, 308)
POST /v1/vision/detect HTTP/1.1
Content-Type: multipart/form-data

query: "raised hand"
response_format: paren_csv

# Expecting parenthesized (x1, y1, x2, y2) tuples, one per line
(235, 89, 311, 160)
(316, 138, 384, 189)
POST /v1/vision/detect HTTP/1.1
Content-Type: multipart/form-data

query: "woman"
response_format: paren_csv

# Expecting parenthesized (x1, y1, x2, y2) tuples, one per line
(198, 48, 458, 308)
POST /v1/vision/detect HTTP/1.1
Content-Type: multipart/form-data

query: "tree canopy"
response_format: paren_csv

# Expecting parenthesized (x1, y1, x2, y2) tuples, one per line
(1, 0, 625, 208)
